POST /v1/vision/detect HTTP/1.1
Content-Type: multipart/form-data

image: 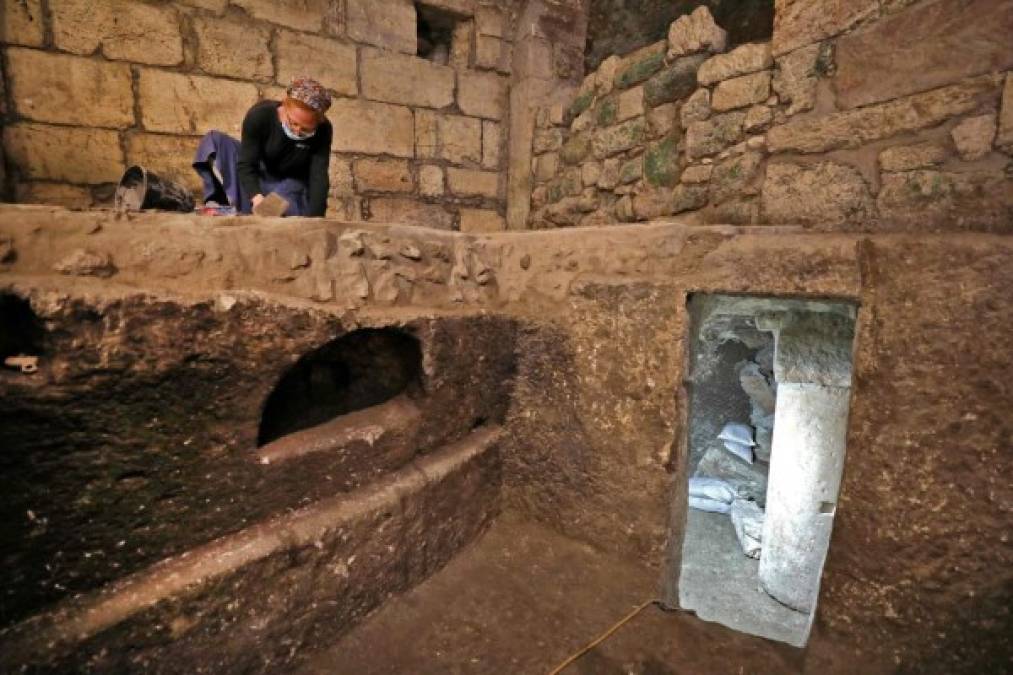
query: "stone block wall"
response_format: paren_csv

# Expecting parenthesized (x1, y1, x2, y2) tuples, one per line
(528, 1, 1013, 231)
(1, 0, 515, 231)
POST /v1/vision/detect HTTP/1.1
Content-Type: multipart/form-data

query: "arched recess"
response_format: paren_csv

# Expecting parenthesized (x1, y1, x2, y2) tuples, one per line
(257, 328, 423, 447)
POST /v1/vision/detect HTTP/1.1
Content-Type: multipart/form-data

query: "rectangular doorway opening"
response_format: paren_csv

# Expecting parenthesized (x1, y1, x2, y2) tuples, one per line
(673, 293, 857, 647)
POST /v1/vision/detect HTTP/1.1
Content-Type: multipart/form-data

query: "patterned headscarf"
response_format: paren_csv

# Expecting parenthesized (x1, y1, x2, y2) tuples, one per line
(286, 77, 332, 114)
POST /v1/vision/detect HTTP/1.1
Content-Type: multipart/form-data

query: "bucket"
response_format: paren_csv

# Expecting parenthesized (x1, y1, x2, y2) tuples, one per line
(114, 165, 195, 212)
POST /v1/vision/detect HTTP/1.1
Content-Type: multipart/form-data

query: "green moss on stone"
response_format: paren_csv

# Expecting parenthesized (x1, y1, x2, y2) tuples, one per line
(616, 52, 665, 90)
(597, 98, 618, 126)
(644, 54, 707, 107)
(567, 91, 595, 123)
(560, 133, 592, 165)
(620, 157, 643, 184)
(644, 136, 680, 187)
(547, 182, 564, 204)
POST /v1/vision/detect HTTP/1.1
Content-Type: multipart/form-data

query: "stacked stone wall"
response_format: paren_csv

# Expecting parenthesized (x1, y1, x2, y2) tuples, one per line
(1, 0, 515, 232)
(529, 1, 1013, 231)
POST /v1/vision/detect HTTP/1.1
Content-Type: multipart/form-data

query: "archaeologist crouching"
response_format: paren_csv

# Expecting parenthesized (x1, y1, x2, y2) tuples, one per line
(193, 76, 333, 217)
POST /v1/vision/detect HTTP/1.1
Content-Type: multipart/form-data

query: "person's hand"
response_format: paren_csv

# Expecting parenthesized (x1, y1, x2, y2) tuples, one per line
(252, 194, 264, 209)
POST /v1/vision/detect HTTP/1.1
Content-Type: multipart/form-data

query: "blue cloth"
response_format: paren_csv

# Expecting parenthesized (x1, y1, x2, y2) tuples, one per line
(193, 131, 309, 217)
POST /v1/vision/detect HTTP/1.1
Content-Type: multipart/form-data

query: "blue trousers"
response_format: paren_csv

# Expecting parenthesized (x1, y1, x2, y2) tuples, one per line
(193, 131, 309, 217)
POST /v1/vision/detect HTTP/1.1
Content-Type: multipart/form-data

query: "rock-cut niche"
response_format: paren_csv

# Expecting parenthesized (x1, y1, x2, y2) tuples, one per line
(257, 328, 423, 446)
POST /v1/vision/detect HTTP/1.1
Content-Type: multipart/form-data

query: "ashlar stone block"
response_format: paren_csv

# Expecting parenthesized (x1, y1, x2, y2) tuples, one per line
(51, 0, 183, 66)
(4, 123, 125, 184)
(458, 70, 509, 121)
(4, 0, 44, 47)
(8, 48, 134, 129)
(276, 31, 357, 97)
(232, 0, 329, 32)
(331, 99, 415, 158)
(447, 168, 499, 198)
(139, 69, 260, 136)
(362, 49, 455, 109)
(347, 0, 417, 54)
(194, 15, 273, 81)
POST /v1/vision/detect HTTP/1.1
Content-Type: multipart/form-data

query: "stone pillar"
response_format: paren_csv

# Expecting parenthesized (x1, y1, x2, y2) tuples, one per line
(756, 310, 855, 613)
(506, 0, 587, 229)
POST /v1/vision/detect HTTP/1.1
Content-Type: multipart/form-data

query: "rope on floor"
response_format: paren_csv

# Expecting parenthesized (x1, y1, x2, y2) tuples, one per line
(546, 599, 659, 675)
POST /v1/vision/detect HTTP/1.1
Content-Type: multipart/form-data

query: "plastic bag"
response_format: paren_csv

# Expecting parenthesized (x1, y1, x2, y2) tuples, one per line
(718, 422, 755, 447)
(722, 439, 754, 464)
(688, 476, 737, 503)
(689, 496, 731, 514)
(695, 446, 767, 505)
(730, 499, 765, 559)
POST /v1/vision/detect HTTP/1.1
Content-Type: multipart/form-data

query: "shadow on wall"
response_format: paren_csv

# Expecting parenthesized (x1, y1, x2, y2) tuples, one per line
(257, 328, 423, 446)
(584, 0, 775, 71)
(0, 295, 44, 363)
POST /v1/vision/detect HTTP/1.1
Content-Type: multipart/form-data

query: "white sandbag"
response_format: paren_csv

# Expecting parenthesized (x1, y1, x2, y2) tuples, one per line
(723, 439, 754, 464)
(689, 496, 731, 514)
(688, 476, 736, 504)
(694, 446, 768, 505)
(730, 499, 765, 559)
(718, 422, 755, 447)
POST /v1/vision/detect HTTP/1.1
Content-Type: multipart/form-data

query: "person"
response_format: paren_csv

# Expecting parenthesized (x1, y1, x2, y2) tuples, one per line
(193, 77, 333, 217)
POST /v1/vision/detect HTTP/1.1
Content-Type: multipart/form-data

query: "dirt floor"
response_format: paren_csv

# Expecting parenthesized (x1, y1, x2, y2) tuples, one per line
(298, 515, 804, 675)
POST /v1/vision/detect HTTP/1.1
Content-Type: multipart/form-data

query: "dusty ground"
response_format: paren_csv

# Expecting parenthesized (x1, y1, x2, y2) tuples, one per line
(299, 515, 803, 675)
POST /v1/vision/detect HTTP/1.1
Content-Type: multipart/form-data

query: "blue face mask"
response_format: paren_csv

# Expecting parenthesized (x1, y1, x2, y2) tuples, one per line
(281, 118, 316, 142)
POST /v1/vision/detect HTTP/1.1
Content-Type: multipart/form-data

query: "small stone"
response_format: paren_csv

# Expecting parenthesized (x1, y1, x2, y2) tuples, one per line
(710, 152, 763, 204)
(339, 230, 367, 256)
(667, 6, 727, 59)
(533, 128, 563, 154)
(581, 161, 602, 186)
(615, 46, 666, 89)
(773, 44, 820, 116)
(596, 55, 622, 95)
(535, 152, 560, 182)
(878, 143, 947, 172)
(744, 105, 773, 133)
(681, 164, 713, 184)
(531, 186, 548, 209)
(561, 133, 592, 165)
(644, 135, 680, 187)
(686, 111, 746, 159)
(950, 114, 997, 161)
(712, 72, 772, 112)
(762, 161, 874, 226)
(698, 43, 773, 86)
(598, 158, 621, 190)
(572, 109, 594, 133)
(617, 86, 645, 122)
(644, 54, 707, 107)
(216, 294, 238, 312)
(419, 165, 444, 198)
(399, 244, 422, 260)
(614, 194, 635, 222)
(714, 198, 759, 225)
(746, 135, 767, 151)
(647, 102, 677, 138)
(633, 187, 674, 219)
(519, 254, 531, 270)
(54, 249, 115, 277)
(671, 184, 709, 213)
(681, 89, 712, 126)
(592, 118, 647, 159)
(619, 157, 643, 184)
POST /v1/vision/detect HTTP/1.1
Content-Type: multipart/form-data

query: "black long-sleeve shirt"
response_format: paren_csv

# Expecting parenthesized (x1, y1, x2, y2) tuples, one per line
(238, 100, 333, 217)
